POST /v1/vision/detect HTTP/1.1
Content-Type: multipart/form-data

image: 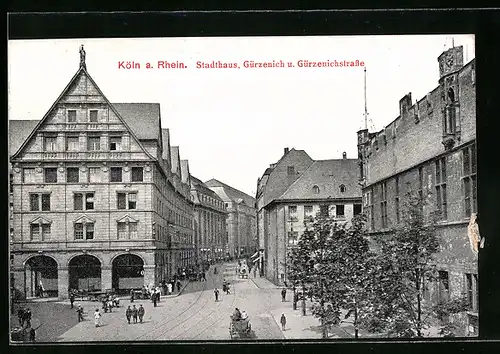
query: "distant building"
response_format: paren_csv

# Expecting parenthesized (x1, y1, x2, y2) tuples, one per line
(190, 176, 228, 264)
(357, 45, 477, 336)
(256, 148, 362, 285)
(204, 179, 257, 258)
(9, 47, 194, 300)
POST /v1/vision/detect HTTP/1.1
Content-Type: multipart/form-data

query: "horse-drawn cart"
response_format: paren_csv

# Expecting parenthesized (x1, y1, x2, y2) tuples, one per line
(229, 317, 251, 339)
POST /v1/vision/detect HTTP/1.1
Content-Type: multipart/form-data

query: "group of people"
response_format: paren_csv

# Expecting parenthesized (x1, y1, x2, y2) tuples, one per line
(12, 307, 36, 342)
(125, 304, 145, 324)
(102, 294, 120, 313)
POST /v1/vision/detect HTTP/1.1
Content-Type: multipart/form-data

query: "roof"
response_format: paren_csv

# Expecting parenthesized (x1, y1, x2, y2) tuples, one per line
(9, 120, 39, 157)
(112, 103, 161, 141)
(190, 175, 221, 199)
(170, 146, 180, 175)
(277, 159, 362, 201)
(205, 179, 256, 206)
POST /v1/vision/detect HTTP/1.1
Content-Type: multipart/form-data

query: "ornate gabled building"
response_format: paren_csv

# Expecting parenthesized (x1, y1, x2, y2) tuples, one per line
(9, 46, 194, 300)
(357, 46, 477, 335)
(190, 176, 228, 264)
(256, 148, 362, 285)
(204, 179, 257, 258)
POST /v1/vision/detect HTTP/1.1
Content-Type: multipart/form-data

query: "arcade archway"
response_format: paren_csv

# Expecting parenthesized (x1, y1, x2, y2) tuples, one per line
(68, 255, 101, 292)
(112, 254, 144, 294)
(24, 255, 58, 298)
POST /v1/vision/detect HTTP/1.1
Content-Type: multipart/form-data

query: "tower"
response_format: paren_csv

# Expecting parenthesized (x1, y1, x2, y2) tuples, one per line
(438, 45, 464, 149)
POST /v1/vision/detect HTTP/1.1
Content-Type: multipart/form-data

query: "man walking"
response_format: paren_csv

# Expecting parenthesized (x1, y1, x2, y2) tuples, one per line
(77, 305, 84, 322)
(24, 308, 32, 328)
(138, 304, 145, 323)
(214, 288, 220, 302)
(17, 307, 25, 327)
(126, 306, 132, 324)
(70, 292, 75, 309)
(94, 309, 101, 327)
(176, 280, 181, 293)
(281, 288, 287, 302)
(280, 314, 287, 331)
(152, 292, 157, 307)
(132, 305, 138, 324)
(167, 282, 172, 295)
(130, 289, 135, 303)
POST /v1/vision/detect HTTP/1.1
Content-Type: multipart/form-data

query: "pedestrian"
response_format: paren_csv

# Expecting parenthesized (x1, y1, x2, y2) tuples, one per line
(182, 269, 186, 280)
(203, 272, 206, 281)
(253, 267, 256, 278)
(29, 327, 36, 342)
(156, 286, 161, 302)
(152, 293, 157, 307)
(132, 305, 138, 323)
(24, 308, 32, 328)
(167, 282, 172, 295)
(130, 289, 135, 303)
(280, 314, 286, 331)
(138, 304, 145, 323)
(107, 297, 113, 313)
(70, 292, 75, 309)
(77, 305, 84, 322)
(176, 280, 181, 293)
(281, 288, 287, 302)
(214, 288, 219, 302)
(162, 280, 167, 295)
(17, 307, 25, 327)
(126, 306, 132, 324)
(94, 309, 101, 327)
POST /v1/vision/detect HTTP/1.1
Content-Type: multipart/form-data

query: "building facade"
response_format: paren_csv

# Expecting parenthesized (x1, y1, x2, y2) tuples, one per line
(357, 45, 478, 335)
(257, 148, 362, 285)
(204, 179, 257, 258)
(190, 176, 228, 264)
(9, 48, 194, 300)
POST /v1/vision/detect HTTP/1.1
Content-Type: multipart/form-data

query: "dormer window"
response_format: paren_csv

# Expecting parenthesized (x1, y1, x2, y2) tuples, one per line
(312, 185, 320, 194)
(287, 166, 295, 176)
(339, 184, 346, 193)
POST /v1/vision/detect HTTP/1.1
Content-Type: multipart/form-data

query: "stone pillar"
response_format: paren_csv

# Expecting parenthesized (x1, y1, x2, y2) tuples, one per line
(58, 267, 69, 299)
(101, 265, 112, 291)
(144, 265, 156, 287)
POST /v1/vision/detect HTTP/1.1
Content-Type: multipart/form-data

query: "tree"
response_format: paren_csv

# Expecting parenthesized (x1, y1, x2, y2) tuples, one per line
(369, 190, 469, 337)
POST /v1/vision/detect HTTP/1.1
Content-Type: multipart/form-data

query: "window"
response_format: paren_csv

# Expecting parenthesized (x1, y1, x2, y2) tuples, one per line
(435, 157, 448, 219)
(42, 224, 51, 240)
(88, 167, 102, 183)
(131, 167, 143, 182)
(336, 204, 345, 217)
(73, 192, 94, 210)
(395, 176, 400, 224)
(117, 192, 137, 210)
(304, 205, 313, 220)
(437, 270, 450, 303)
(23, 168, 36, 183)
(381, 182, 388, 228)
(465, 273, 478, 312)
(339, 184, 346, 193)
(67, 110, 77, 123)
(288, 231, 298, 245)
(463, 144, 477, 217)
(109, 137, 122, 151)
(30, 224, 40, 240)
(117, 223, 127, 239)
(287, 166, 295, 176)
(354, 204, 362, 215)
(87, 136, 101, 151)
(44, 136, 57, 151)
(288, 205, 297, 221)
(44, 168, 58, 183)
(110, 167, 122, 182)
(74, 223, 94, 240)
(312, 185, 320, 194)
(30, 193, 51, 211)
(89, 110, 98, 122)
(66, 136, 79, 151)
(67, 167, 79, 183)
(445, 106, 457, 135)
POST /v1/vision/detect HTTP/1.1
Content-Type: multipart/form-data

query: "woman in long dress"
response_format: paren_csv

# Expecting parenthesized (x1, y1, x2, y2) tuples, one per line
(94, 309, 101, 327)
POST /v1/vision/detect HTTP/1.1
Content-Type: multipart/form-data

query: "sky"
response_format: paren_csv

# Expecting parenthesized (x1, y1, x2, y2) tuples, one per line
(8, 35, 475, 198)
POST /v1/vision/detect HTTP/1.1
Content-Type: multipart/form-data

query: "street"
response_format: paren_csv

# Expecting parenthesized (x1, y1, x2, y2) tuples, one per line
(15, 262, 329, 342)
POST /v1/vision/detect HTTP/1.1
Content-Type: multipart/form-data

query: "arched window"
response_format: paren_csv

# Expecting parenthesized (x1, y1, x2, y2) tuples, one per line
(312, 185, 320, 194)
(447, 87, 455, 102)
(339, 184, 346, 193)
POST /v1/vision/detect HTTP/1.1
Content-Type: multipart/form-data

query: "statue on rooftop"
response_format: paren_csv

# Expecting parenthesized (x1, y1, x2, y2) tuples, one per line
(79, 45, 86, 69)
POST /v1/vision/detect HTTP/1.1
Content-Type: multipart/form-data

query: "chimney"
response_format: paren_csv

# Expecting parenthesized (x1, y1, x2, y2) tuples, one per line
(342, 152, 347, 159)
(284, 147, 289, 155)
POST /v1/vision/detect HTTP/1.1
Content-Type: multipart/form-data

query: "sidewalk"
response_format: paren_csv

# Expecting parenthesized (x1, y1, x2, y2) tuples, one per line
(249, 275, 281, 289)
(269, 301, 322, 339)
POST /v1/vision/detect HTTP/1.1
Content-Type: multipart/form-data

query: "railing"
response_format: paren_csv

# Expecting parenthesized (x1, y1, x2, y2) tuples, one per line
(21, 151, 142, 161)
